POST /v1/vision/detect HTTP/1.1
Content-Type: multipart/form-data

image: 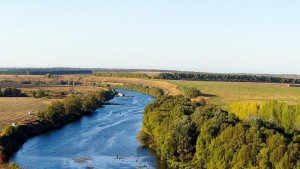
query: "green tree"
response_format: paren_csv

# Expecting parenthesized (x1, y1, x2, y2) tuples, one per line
(37, 101, 65, 122)
(63, 95, 83, 115)
(82, 93, 102, 112)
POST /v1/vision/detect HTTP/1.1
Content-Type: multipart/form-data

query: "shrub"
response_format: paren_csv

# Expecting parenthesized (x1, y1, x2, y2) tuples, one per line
(37, 101, 65, 122)
(63, 95, 83, 115)
(8, 162, 21, 169)
(31, 89, 47, 98)
(2, 125, 18, 136)
(181, 87, 201, 98)
(2, 88, 26, 97)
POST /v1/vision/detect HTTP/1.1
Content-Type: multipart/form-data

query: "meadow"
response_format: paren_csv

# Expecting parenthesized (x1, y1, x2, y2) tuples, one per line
(0, 75, 180, 96)
(167, 80, 300, 108)
(0, 97, 51, 130)
(0, 75, 180, 130)
(2, 74, 300, 129)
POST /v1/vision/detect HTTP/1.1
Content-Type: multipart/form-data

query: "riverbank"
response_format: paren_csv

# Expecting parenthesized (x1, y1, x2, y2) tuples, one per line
(0, 89, 116, 164)
(9, 90, 160, 169)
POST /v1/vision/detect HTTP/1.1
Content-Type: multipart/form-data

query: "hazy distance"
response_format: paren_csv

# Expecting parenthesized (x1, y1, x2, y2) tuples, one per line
(1, 1, 299, 74)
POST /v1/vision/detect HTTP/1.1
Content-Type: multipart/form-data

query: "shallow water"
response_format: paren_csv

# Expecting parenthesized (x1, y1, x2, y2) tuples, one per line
(10, 90, 161, 169)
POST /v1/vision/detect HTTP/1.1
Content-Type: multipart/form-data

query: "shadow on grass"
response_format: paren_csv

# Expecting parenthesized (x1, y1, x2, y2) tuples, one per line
(200, 93, 217, 97)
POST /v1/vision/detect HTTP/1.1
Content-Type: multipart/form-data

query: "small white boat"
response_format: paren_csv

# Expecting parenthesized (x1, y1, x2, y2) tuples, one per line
(117, 93, 125, 97)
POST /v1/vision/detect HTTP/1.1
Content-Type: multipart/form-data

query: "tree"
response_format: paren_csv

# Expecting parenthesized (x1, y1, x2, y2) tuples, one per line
(37, 101, 65, 122)
(82, 93, 101, 112)
(63, 95, 83, 115)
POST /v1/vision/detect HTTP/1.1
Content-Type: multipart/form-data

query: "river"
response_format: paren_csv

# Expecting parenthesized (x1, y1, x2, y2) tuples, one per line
(10, 90, 162, 169)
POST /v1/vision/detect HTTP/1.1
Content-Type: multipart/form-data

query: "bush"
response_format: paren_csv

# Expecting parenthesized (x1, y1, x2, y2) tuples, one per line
(181, 87, 201, 98)
(2, 88, 26, 97)
(8, 162, 21, 169)
(31, 89, 47, 98)
(2, 125, 18, 136)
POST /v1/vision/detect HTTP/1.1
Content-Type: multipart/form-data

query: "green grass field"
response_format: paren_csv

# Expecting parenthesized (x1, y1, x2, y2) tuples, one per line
(167, 80, 300, 109)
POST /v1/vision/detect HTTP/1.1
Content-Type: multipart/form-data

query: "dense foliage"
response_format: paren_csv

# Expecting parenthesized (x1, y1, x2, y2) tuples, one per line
(229, 100, 300, 134)
(153, 73, 300, 84)
(37, 89, 116, 123)
(113, 84, 164, 97)
(95, 72, 150, 79)
(0, 88, 26, 97)
(139, 96, 300, 168)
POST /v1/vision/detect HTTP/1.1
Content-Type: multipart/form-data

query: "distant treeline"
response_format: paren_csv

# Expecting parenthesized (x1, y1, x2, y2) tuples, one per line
(95, 72, 300, 84)
(94, 72, 150, 79)
(0, 68, 92, 75)
(112, 84, 164, 97)
(0, 79, 82, 86)
(0, 68, 175, 75)
(139, 95, 300, 168)
(92, 68, 175, 73)
(153, 73, 300, 84)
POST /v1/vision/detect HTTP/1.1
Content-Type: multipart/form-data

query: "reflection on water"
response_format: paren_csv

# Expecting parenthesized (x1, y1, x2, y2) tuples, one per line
(10, 90, 165, 169)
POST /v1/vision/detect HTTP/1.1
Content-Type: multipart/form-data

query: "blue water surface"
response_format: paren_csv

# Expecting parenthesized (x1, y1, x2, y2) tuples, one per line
(10, 90, 159, 169)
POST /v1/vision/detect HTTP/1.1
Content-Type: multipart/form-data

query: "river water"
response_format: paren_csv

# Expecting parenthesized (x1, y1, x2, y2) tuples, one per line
(10, 90, 161, 169)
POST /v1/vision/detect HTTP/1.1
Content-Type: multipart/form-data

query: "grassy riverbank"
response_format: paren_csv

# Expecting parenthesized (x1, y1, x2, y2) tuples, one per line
(0, 88, 116, 164)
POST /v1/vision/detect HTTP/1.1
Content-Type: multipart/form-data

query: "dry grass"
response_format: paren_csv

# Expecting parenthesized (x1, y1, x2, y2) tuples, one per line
(0, 97, 51, 130)
(81, 76, 180, 95)
(0, 75, 180, 95)
(0, 75, 180, 131)
(21, 85, 105, 97)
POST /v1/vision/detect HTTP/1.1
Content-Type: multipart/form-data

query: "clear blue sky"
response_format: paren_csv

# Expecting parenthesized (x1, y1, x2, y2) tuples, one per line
(1, 1, 299, 74)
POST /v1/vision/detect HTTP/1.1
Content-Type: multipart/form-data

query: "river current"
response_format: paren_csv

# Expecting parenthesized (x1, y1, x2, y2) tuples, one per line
(10, 90, 160, 169)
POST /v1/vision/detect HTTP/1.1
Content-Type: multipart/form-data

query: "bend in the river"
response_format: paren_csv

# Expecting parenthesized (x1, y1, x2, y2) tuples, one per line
(10, 90, 164, 169)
